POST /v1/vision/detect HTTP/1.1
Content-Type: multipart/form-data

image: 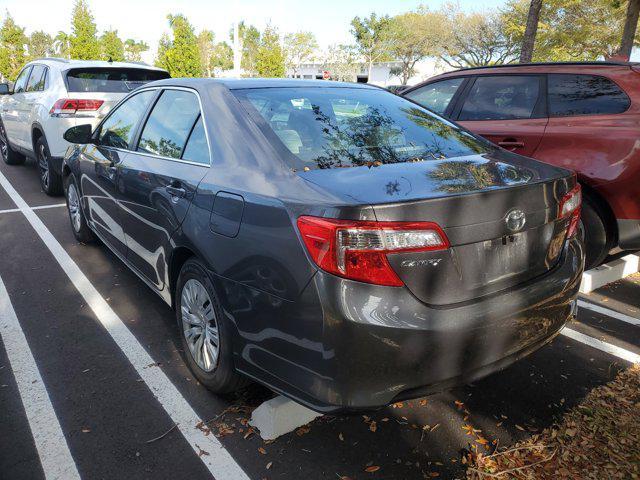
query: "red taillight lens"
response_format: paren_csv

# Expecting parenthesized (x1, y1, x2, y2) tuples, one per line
(559, 184, 582, 238)
(297, 216, 449, 287)
(50, 99, 104, 116)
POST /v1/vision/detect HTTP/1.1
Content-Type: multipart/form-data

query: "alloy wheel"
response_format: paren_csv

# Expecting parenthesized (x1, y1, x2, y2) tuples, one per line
(38, 144, 49, 190)
(181, 279, 220, 372)
(67, 182, 82, 233)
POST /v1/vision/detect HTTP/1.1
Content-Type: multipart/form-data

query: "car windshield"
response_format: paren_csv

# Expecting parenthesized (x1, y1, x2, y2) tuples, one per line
(66, 68, 170, 93)
(233, 86, 491, 170)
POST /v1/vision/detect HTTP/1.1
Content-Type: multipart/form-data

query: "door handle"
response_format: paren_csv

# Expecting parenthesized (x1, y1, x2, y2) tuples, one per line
(166, 184, 186, 198)
(498, 140, 525, 149)
(107, 165, 117, 175)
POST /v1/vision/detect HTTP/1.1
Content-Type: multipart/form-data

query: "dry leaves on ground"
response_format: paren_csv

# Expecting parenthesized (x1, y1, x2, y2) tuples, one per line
(467, 364, 640, 479)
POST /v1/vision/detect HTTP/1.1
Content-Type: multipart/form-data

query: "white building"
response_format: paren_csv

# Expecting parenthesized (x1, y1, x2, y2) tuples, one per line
(286, 57, 450, 87)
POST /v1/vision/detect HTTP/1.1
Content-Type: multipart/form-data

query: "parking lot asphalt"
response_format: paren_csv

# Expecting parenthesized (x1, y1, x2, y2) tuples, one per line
(1, 158, 638, 480)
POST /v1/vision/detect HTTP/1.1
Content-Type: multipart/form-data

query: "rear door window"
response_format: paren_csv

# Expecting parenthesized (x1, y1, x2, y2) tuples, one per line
(404, 78, 465, 115)
(26, 65, 46, 92)
(459, 75, 541, 121)
(137, 89, 201, 159)
(66, 68, 170, 93)
(98, 90, 156, 149)
(548, 74, 630, 117)
(181, 116, 210, 165)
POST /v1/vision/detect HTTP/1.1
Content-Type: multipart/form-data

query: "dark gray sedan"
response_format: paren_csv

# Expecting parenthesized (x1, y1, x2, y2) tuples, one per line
(61, 79, 584, 412)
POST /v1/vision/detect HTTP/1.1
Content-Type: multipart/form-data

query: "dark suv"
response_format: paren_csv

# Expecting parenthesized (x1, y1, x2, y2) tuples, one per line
(403, 62, 640, 268)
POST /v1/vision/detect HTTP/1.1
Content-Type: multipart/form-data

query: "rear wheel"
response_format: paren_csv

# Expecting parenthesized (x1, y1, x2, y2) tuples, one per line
(581, 196, 612, 270)
(0, 121, 25, 165)
(36, 137, 63, 196)
(176, 258, 249, 393)
(64, 175, 95, 244)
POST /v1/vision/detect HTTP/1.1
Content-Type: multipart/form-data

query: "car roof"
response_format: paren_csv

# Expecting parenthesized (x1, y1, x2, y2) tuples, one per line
(444, 61, 638, 75)
(27, 58, 167, 73)
(145, 77, 379, 90)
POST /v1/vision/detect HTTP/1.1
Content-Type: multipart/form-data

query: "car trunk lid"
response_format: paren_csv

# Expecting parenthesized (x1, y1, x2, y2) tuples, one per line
(299, 154, 576, 305)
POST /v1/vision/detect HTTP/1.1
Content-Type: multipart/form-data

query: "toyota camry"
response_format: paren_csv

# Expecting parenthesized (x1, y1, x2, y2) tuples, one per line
(61, 79, 584, 412)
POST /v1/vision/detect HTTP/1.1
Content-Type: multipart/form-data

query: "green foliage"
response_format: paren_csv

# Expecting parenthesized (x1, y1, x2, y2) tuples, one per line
(502, 0, 634, 61)
(155, 14, 202, 77)
(235, 22, 260, 76)
(28, 31, 54, 59)
(197, 30, 215, 77)
(54, 31, 71, 59)
(123, 39, 148, 62)
(100, 29, 124, 62)
(350, 13, 393, 76)
(211, 41, 233, 72)
(322, 44, 358, 82)
(69, 0, 100, 60)
(0, 13, 27, 81)
(439, 5, 519, 68)
(388, 8, 448, 84)
(283, 31, 318, 76)
(255, 24, 285, 78)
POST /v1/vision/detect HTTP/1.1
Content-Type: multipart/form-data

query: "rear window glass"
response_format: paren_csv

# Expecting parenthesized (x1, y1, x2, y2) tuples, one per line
(66, 68, 170, 93)
(233, 87, 490, 170)
(405, 77, 465, 115)
(459, 75, 541, 121)
(548, 74, 630, 117)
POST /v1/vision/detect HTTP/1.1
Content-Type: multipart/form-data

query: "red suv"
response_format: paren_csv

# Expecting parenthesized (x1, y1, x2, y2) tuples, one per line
(403, 62, 640, 269)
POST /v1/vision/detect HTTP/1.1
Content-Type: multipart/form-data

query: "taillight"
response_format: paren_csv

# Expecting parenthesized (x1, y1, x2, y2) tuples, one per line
(50, 99, 104, 116)
(559, 184, 582, 238)
(297, 216, 449, 287)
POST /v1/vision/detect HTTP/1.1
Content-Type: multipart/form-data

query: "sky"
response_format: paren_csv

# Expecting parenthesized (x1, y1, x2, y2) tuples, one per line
(0, 0, 509, 63)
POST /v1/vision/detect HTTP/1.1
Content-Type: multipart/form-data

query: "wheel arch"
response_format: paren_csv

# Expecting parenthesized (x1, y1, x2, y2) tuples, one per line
(168, 246, 197, 309)
(31, 122, 46, 154)
(578, 177, 618, 247)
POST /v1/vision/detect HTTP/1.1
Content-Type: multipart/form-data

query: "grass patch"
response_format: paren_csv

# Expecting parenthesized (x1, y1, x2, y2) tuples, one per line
(466, 364, 640, 479)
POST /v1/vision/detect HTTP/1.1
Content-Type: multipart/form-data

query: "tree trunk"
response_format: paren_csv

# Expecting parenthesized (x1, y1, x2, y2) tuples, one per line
(617, 0, 640, 60)
(520, 0, 543, 63)
(368, 58, 373, 83)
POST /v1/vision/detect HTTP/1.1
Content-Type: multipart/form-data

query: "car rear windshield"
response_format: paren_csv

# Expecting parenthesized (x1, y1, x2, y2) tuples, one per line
(232, 87, 491, 170)
(66, 68, 170, 93)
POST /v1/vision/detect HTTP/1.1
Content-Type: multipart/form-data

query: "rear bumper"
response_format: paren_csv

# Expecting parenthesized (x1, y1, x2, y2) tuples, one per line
(292, 236, 584, 413)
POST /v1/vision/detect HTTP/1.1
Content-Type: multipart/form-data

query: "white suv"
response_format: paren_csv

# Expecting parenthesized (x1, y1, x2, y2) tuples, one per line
(0, 58, 169, 194)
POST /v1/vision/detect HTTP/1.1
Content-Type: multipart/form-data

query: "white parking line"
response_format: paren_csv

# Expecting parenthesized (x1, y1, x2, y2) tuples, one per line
(561, 327, 640, 363)
(0, 275, 81, 480)
(0, 204, 65, 215)
(0, 171, 249, 480)
(578, 299, 640, 327)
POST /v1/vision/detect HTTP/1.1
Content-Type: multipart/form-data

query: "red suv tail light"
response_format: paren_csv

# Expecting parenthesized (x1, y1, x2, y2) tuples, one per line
(559, 184, 582, 238)
(297, 216, 450, 287)
(50, 99, 104, 116)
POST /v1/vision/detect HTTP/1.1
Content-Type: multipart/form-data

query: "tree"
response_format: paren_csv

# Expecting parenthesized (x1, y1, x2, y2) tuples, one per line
(0, 13, 27, 81)
(520, 0, 543, 62)
(255, 24, 285, 77)
(155, 14, 202, 77)
(100, 29, 124, 61)
(283, 31, 318, 77)
(28, 31, 54, 59)
(69, 0, 100, 60)
(123, 39, 148, 62)
(322, 44, 358, 82)
(350, 13, 393, 81)
(211, 41, 233, 73)
(232, 22, 260, 76)
(54, 31, 71, 59)
(617, 0, 640, 59)
(388, 9, 447, 85)
(197, 30, 215, 77)
(440, 6, 518, 68)
(502, 0, 632, 61)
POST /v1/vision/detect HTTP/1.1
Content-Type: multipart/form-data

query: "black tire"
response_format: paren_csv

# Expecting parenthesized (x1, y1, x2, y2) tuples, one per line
(64, 174, 96, 244)
(581, 196, 612, 270)
(36, 136, 63, 196)
(175, 258, 249, 393)
(0, 121, 25, 165)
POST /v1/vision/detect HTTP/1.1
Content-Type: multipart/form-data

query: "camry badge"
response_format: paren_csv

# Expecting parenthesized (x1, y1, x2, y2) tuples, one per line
(505, 209, 526, 232)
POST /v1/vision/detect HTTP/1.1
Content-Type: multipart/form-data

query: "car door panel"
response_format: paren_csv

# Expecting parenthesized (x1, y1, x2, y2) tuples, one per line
(457, 118, 548, 157)
(2, 66, 31, 146)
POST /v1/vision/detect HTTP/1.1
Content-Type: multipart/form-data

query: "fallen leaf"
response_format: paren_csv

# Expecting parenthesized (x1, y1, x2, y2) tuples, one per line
(258, 447, 267, 455)
(364, 465, 380, 473)
(369, 421, 377, 433)
(266, 461, 272, 470)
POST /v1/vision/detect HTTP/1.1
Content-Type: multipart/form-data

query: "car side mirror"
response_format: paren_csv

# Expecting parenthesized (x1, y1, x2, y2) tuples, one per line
(0, 83, 11, 95)
(64, 124, 94, 144)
